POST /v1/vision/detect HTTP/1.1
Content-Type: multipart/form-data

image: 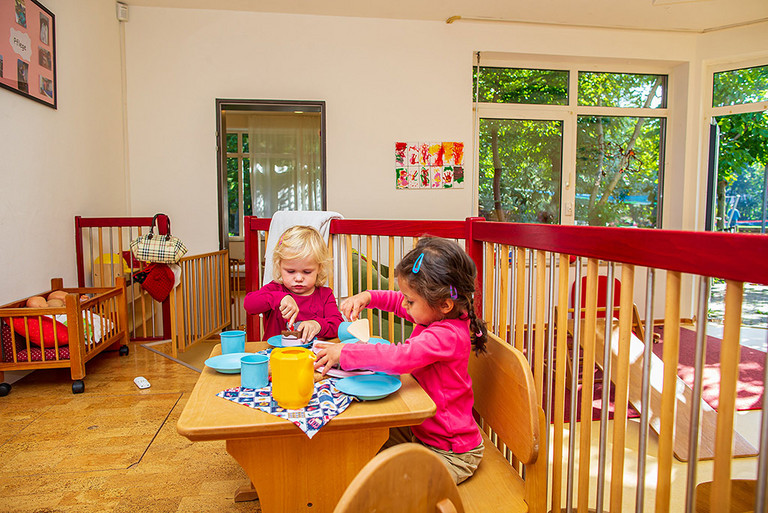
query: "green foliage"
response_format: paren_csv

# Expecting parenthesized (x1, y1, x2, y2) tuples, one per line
(713, 65, 768, 107)
(715, 110, 768, 227)
(243, 158, 253, 217)
(477, 118, 563, 222)
(711, 66, 768, 230)
(575, 116, 661, 227)
(227, 157, 239, 236)
(473, 67, 568, 105)
(578, 72, 666, 108)
(716, 111, 768, 185)
(226, 133, 238, 153)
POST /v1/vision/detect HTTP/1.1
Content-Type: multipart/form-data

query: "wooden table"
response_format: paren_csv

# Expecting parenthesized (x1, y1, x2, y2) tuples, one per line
(176, 341, 436, 512)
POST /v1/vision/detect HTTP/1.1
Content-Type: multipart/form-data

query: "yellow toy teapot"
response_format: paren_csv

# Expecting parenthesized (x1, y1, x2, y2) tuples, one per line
(270, 347, 315, 409)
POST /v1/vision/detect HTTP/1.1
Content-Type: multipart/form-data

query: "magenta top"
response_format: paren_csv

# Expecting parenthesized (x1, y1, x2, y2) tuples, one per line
(243, 281, 344, 340)
(339, 290, 482, 453)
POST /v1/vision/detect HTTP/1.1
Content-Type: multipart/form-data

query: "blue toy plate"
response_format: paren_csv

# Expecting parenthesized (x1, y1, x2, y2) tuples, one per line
(267, 334, 313, 349)
(204, 352, 252, 374)
(335, 374, 402, 401)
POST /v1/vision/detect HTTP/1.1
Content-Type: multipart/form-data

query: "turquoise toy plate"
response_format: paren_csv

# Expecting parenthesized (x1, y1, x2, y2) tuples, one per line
(267, 335, 313, 349)
(335, 374, 402, 401)
(204, 352, 252, 374)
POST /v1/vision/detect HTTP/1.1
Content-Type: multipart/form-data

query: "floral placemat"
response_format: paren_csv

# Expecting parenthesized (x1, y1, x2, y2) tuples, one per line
(217, 379, 354, 439)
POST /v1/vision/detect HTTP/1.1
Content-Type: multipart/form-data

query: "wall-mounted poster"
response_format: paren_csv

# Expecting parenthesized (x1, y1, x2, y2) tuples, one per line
(0, 0, 56, 108)
(395, 141, 464, 189)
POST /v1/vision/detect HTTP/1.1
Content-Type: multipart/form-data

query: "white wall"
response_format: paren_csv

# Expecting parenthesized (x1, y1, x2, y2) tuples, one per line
(124, 8, 711, 255)
(0, 0, 125, 302)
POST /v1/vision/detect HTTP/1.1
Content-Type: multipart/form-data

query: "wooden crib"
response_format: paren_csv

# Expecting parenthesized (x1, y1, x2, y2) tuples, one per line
(243, 216, 768, 513)
(0, 277, 129, 395)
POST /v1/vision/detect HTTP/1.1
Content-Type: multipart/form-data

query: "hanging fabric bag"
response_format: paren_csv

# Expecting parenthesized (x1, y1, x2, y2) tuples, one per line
(133, 263, 175, 302)
(130, 213, 187, 264)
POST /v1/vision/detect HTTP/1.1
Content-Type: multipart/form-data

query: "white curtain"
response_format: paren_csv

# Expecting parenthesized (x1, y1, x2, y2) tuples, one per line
(248, 113, 322, 218)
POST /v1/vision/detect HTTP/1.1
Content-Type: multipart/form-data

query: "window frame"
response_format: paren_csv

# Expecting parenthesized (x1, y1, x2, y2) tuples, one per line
(474, 55, 670, 227)
(215, 99, 327, 248)
(703, 57, 768, 233)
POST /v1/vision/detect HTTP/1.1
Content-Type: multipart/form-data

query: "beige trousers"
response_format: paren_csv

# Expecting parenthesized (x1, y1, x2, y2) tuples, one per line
(381, 426, 484, 484)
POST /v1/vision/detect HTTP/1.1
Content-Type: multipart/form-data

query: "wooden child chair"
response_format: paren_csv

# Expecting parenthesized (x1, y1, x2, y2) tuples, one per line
(333, 443, 464, 513)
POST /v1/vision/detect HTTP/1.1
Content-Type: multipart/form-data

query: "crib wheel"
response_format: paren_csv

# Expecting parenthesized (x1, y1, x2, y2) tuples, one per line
(119, 345, 129, 356)
(72, 380, 85, 394)
(0, 383, 10, 397)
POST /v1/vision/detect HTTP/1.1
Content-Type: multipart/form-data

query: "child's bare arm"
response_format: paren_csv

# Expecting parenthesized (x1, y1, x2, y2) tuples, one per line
(313, 341, 344, 377)
(339, 291, 372, 321)
(297, 320, 321, 341)
(279, 295, 299, 327)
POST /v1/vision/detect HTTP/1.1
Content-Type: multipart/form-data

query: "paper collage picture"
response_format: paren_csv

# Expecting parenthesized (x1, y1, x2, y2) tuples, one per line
(395, 142, 464, 189)
(0, 0, 56, 108)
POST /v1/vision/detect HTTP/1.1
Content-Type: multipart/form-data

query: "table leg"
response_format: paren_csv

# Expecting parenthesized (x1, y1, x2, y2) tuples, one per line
(227, 426, 389, 513)
(234, 482, 258, 502)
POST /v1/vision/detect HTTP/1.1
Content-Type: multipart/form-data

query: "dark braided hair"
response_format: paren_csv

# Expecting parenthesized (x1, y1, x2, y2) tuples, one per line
(395, 237, 487, 354)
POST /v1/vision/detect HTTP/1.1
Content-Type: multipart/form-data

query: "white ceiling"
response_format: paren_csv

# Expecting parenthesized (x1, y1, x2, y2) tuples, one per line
(125, 0, 768, 33)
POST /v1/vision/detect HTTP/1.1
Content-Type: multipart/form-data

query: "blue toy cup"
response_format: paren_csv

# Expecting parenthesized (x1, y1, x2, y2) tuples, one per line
(220, 330, 246, 354)
(241, 354, 269, 389)
(337, 321, 356, 341)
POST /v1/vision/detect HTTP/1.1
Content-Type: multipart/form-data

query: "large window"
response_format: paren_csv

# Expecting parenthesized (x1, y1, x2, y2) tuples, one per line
(474, 62, 667, 227)
(217, 100, 326, 244)
(708, 63, 768, 234)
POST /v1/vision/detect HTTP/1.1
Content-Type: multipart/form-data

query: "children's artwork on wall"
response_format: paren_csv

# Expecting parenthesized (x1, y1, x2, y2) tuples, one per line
(395, 141, 464, 189)
(0, 0, 56, 108)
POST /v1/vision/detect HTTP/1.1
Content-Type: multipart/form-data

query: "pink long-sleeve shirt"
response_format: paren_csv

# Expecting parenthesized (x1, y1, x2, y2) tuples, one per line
(339, 290, 482, 453)
(243, 281, 344, 340)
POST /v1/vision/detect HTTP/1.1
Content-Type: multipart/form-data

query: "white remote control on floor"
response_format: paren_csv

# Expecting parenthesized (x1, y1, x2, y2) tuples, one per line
(134, 376, 151, 389)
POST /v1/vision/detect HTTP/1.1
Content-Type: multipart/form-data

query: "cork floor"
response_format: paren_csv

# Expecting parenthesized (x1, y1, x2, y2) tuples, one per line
(2, 335, 762, 512)
(0, 341, 261, 513)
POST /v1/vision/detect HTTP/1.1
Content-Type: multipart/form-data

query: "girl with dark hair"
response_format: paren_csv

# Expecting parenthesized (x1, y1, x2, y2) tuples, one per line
(314, 237, 487, 483)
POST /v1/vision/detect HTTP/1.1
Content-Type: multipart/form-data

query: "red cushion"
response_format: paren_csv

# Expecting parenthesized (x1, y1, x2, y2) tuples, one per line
(9, 316, 69, 348)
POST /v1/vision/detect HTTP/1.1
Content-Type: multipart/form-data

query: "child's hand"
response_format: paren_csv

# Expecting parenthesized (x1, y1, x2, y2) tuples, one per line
(339, 291, 372, 321)
(298, 320, 321, 342)
(313, 342, 344, 377)
(279, 295, 300, 326)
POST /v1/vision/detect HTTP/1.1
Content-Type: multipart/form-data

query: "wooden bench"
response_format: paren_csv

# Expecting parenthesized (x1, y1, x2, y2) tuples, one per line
(459, 333, 547, 513)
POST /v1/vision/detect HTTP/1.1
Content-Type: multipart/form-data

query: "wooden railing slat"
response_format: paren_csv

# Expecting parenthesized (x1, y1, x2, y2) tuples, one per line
(577, 258, 599, 513)
(710, 280, 744, 510)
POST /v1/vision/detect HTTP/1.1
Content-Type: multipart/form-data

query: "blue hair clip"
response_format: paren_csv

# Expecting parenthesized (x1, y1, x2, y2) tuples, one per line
(412, 253, 425, 273)
(449, 285, 458, 300)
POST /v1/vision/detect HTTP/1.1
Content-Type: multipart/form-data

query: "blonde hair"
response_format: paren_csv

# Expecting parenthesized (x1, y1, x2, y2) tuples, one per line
(271, 225, 331, 286)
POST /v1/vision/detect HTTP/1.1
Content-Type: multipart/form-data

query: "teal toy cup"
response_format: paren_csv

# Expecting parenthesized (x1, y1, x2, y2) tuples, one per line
(337, 321, 356, 341)
(240, 354, 269, 389)
(220, 330, 246, 354)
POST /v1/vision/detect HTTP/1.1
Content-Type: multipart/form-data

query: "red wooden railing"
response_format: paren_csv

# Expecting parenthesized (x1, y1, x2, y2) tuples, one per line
(243, 215, 768, 512)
